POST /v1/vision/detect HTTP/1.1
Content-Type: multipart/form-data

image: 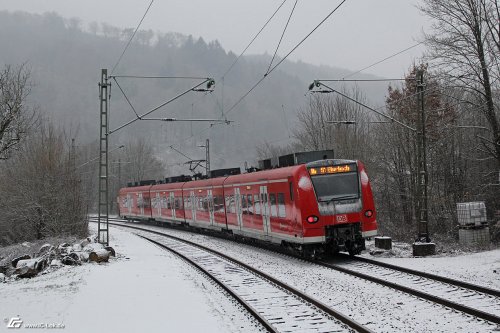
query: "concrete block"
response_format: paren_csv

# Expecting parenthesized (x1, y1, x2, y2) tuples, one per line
(412, 242, 436, 256)
(459, 227, 490, 245)
(375, 236, 392, 250)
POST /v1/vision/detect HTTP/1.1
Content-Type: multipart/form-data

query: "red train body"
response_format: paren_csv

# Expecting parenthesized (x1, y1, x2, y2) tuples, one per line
(118, 159, 377, 256)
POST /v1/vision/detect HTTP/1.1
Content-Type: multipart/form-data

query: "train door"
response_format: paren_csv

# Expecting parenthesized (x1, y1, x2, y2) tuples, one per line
(234, 188, 242, 230)
(138, 193, 144, 216)
(169, 192, 176, 219)
(208, 189, 215, 226)
(260, 186, 270, 235)
(155, 192, 161, 216)
(126, 194, 132, 215)
(190, 191, 197, 222)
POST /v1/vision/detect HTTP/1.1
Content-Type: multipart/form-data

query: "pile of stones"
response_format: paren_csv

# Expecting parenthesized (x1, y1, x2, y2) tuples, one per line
(0, 236, 115, 280)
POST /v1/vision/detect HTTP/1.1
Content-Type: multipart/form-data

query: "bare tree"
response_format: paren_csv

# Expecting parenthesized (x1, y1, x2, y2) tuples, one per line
(293, 86, 371, 161)
(255, 140, 298, 168)
(420, 0, 500, 166)
(0, 64, 38, 160)
(121, 137, 165, 183)
(0, 122, 87, 244)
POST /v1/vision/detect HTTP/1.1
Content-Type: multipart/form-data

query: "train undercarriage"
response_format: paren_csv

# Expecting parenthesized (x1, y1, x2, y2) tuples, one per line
(126, 216, 366, 259)
(284, 222, 366, 258)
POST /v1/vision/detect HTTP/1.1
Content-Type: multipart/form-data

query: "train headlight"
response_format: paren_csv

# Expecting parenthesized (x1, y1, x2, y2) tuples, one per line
(364, 210, 373, 218)
(306, 215, 319, 224)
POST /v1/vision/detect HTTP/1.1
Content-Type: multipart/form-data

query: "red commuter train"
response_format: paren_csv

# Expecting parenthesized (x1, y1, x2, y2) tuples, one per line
(118, 157, 377, 256)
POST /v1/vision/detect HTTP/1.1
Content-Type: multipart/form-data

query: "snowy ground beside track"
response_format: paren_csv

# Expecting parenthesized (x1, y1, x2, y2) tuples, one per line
(0, 226, 261, 333)
(362, 240, 500, 290)
(1, 222, 499, 332)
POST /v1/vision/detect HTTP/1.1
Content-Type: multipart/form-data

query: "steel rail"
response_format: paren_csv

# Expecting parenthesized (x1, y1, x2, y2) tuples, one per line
(89, 217, 500, 324)
(337, 253, 500, 297)
(312, 259, 500, 324)
(138, 235, 276, 333)
(91, 219, 372, 333)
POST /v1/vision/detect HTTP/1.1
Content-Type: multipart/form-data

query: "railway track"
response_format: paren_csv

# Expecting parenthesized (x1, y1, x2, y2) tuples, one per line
(316, 258, 500, 324)
(131, 232, 372, 333)
(89, 217, 500, 326)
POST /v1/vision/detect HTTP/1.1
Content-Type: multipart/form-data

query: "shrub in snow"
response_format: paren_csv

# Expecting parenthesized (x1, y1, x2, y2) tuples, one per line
(15, 258, 47, 278)
(37, 244, 54, 257)
(50, 259, 63, 267)
(11, 254, 31, 268)
(104, 246, 116, 257)
(61, 252, 81, 266)
(83, 243, 104, 252)
(2, 236, 116, 280)
(57, 243, 72, 255)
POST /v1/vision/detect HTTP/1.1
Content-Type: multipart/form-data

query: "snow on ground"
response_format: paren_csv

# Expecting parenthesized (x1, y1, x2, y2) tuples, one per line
(363, 240, 500, 290)
(2, 221, 499, 333)
(0, 226, 261, 332)
(114, 223, 500, 333)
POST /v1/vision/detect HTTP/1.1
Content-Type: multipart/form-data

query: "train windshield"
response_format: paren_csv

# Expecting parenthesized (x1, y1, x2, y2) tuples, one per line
(310, 172, 359, 202)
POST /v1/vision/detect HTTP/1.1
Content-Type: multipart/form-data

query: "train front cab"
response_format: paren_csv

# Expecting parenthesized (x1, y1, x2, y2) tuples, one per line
(297, 159, 377, 256)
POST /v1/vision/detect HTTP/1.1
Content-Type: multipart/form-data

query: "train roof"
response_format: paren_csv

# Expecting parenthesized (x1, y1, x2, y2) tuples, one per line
(222, 164, 304, 185)
(121, 159, 361, 192)
(306, 159, 357, 168)
(119, 184, 154, 193)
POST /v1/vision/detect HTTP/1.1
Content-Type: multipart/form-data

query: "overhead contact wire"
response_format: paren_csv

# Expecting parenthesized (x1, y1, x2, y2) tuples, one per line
(171, 0, 349, 154)
(343, 42, 423, 79)
(170, 0, 349, 162)
(266, 0, 299, 75)
(111, 0, 155, 75)
(221, 0, 289, 80)
(113, 77, 140, 118)
(226, 0, 349, 116)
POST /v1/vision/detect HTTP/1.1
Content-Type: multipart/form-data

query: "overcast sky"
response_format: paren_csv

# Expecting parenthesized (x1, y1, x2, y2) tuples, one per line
(0, 0, 431, 78)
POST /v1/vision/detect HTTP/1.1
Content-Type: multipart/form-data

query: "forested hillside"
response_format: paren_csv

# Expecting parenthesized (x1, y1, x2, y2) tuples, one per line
(0, 11, 386, 171)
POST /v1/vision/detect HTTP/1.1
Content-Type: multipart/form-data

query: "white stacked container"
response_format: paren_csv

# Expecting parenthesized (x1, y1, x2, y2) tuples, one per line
(456, 201, 487, 227)
(457, 201, 490, 245)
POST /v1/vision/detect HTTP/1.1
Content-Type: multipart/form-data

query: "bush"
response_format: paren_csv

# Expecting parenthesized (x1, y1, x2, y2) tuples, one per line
(0, 123, 88, 245)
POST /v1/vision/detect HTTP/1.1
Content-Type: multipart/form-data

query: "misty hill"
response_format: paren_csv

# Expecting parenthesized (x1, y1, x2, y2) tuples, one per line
(0, 11, 391, 174)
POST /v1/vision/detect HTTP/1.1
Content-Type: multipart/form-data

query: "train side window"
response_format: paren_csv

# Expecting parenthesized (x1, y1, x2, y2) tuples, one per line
(269, 193, 277, 217)
(241, 195, 247, 214)
(254, 194, 261, 215)
(144, 197, 151, 208)
(215, 195, 224, 213)
(225, 195, 235, 214)
(247, 195, 253, 215)
(203, 196, 209, 211)
(289, 182, 294, 201)
(277, 193, 286, 217)
(231, 195, 236, 214)
(167, 196, 172, 209)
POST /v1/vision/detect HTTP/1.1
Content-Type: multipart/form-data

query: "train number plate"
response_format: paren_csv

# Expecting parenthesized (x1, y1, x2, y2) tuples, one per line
(336, 215, 348, 223)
